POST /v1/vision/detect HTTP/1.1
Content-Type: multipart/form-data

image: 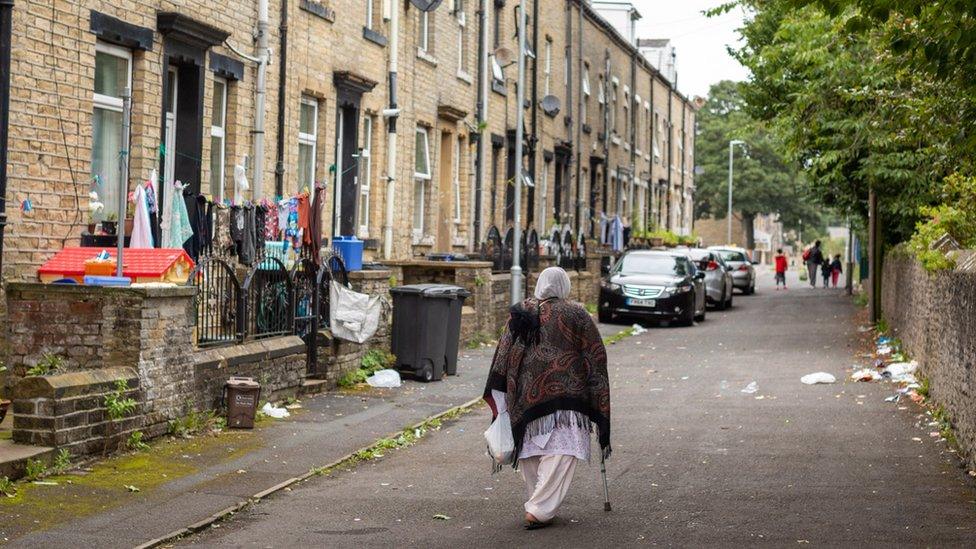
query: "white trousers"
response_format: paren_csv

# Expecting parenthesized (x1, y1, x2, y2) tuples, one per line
(519, 454, 578, 522)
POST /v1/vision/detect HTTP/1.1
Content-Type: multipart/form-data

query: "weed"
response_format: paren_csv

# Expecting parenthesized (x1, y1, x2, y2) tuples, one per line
(127, 431, 150, 451)
(0, 475, 15, 497)
(338, 349, 396, 387)
(876, 318, 890, 335)
(168, 410, 225, 438)
(105, 380, 138, 421)
(931, 406, 959, 449)
(603, 327, 635, 345)
(474, 275, 486, 287)
(464, 331, 495, 350)
(584, 303, 598, 315)
(52, 448, 71, 474)
(25, 458, 47, 481)
(917, 376, 931, 399)
(853, 292, 868, 308)
(26, 353, 65, 377)
(388, 275, 398, 287)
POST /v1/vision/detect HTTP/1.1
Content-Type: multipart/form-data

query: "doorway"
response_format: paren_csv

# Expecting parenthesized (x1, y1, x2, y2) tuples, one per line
(333, 103, 360, 236)
(436, 131, 455, 252)
(163, 68, 178, 185)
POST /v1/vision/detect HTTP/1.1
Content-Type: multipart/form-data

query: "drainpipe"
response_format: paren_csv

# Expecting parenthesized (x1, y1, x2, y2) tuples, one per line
(473, 0, 488, 246)
(574, 0, 582, 235)
(628, 44, 635, 222)
(666, 88, 672, 230)
(274, 0, 289, 198)
(382, 0, 400, 260)
(528, 0, 538, 229)
(0, 0, 12, 279)
(601, 49, 609, 215)
(252, 0, 270, 199)
(510, 0, 527, 304)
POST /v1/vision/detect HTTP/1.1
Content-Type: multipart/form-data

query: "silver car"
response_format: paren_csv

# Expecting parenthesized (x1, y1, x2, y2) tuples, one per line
(709, 246, 757, 294)
(688, 248, 734, 309)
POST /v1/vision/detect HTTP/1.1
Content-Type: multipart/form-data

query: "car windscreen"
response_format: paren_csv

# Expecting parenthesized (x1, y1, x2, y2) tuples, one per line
(717, 250, 747, 262)
(618, 254, 688, 276)
(688, 250, 710, 261)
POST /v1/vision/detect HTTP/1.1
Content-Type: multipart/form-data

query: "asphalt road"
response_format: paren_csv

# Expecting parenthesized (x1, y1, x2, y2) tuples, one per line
(182, 269, 976, 547)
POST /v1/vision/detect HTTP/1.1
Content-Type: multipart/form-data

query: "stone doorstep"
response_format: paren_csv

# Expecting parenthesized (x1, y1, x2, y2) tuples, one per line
(0, 438, 55, 480)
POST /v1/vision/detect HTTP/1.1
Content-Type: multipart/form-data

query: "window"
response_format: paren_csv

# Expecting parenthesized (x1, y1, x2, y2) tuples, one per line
(91, 42, 132, 218)
(298, 96, 318, 191)
(610, 81, 618, 133)
(597, 75, 605, 104)
(457, 4, 468, 76)
(538, 159, 550, 233)
(581, 65, 590, 123)
(413, 127, 431, 235)
(358, 116, 373, 236)
(653, 112, 661, 163)
(492, 1, 500, 48)
(623, 90, 629, 144)
(491, 56, 504, 82)
(365, 0, 374, 29)
(453, 137, 462, 222)
(210, 77, 227, 202)
(419, 11, 431, 53)
(543, 38, 552, 95)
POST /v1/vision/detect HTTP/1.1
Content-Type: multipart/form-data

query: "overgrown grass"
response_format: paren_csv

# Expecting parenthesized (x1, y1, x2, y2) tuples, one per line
(876, 318, 890, 335)
(309, 404, 474, 477)
(0, 476, 14, 497)
(853, 291, 868, 308)
(51, 449, 70, 475)
(168, 410, 227, 439)
(464, 331, 496, 350)
(337, 349, 397, 387)
(603, 327, 635, 345)
(584, 303, 598, 315)
(24, 459, 46, 481)
(932, 405, 959, 449)
(26, 353, 65, 377)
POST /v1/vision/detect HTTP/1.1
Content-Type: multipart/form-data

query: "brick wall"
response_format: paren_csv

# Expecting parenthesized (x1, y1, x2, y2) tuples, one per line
(882, 256, 976, 471)
(13, 367, 143, 456)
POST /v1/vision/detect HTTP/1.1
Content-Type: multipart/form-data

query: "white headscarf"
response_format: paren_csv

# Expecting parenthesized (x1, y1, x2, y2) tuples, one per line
(534, 267, 571, 300)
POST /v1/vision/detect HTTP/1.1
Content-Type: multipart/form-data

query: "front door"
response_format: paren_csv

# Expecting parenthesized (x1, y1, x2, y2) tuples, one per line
(333, 104, 360, 236)
(436, 131, 455, 252)
(163, 68, 178, 185)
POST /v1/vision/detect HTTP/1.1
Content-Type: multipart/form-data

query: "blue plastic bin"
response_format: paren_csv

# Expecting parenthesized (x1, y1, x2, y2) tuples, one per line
(332, 236, 363, 271)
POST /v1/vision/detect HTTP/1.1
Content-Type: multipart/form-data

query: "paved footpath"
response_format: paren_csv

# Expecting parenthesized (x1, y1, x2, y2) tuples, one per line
(182, 269, 976, 548)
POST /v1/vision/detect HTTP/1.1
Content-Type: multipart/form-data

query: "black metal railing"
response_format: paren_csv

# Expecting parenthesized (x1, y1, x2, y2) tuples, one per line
(187, 255, 243, 348)
(481, 225, 504, 272)
(242, 254, 294, 340)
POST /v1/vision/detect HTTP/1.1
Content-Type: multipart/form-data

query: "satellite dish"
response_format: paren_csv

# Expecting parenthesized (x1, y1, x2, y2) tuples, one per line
(540, 95, 561, 116)
(492, 47, 514, 67)
(410, 0, 443, 12)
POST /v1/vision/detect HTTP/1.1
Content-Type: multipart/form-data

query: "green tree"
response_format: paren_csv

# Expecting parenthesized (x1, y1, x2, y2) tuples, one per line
(694, 80, 823, 247)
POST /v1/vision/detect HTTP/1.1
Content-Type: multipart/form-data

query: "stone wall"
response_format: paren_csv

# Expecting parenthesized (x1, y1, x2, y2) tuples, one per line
(13, 367, 143, 457)
(882, 256, 976, 470)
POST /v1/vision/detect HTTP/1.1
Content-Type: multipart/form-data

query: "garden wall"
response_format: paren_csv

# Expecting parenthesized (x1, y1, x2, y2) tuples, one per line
(882, 256, 976, 469)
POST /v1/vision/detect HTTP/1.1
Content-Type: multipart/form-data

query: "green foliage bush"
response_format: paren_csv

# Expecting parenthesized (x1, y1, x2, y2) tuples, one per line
(338, 349, 396, 387)
(909, 174, 976, 272)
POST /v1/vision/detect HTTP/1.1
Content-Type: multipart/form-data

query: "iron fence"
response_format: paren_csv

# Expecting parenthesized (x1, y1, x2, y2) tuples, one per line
(242, 254, 294, 340)
(187, 255, 243, 348)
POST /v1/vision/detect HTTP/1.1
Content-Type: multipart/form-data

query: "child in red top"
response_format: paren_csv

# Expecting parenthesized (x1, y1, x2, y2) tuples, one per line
(774, 248, 788, 290)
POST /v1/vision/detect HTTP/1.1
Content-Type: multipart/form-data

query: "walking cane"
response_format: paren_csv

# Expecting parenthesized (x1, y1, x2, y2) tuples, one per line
(600, 455, 612, 512)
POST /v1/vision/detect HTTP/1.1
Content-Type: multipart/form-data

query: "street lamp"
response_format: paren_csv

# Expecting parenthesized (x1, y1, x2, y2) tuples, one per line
(727, 139, 745, 244)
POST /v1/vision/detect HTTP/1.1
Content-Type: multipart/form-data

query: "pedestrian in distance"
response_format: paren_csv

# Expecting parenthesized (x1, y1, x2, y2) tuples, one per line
(483, 267, 612, 530)
(821, 256, 832, 288)
(802, 240, 824, 287)
(830, 254, 843, 288)
(774, 248, 788, 290)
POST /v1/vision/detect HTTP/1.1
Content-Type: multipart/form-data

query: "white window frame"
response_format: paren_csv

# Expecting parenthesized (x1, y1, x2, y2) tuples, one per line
(453, 137, 462, 223)
(298, 96, 318, 191)
(581, 66, 590, 123)
(543, 38, 552, 96)
(210, 77, 228, 202)
(420, 11, 430, 53)
(359, 116, 373, 237)
(457, 6, 469, 78)
(539, 159, 550, 234)
(92, 41, 133, 215)
(413, 127, 432, 237)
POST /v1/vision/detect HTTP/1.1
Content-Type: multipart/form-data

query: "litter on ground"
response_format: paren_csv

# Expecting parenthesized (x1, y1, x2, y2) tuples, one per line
(851, 369, 880, 382)
(261, 402, 290, 419)
(631, 324, 648, 335)
(741, 381, 759, 394)
(366, 369, 402, 388)
(801, 372, 836, 385)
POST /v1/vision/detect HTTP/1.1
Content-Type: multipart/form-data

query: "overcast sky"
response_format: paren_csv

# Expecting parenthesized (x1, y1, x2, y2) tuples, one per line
(633, 0, 750, 99)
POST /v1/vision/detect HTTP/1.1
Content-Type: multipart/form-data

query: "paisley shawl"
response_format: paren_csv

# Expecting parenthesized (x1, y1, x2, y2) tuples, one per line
(483, 297, 611, 465)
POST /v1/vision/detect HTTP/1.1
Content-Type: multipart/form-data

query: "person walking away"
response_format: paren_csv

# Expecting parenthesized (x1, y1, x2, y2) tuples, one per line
(820, 256, 832, 288)
(830, 254, 843, 288)
(804, 240, 824, 287)
(774, 248, 788, 290)
(483, 267, 611, 530)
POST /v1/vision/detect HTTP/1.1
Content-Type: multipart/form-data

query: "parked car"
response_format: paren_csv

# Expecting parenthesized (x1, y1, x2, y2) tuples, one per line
(709, 246, 757, 294)
(688, 248, 734, 309)
(598, 250, 707, 326)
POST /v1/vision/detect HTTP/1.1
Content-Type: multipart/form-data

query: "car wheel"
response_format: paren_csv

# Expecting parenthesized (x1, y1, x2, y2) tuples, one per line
(694, 307, 706, 322)
(598, 306, 612, 324)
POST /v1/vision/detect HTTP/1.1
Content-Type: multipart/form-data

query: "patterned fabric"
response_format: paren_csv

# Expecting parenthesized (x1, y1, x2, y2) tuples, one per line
(521, 424, 591, 461)
(484, 298, 611, 465)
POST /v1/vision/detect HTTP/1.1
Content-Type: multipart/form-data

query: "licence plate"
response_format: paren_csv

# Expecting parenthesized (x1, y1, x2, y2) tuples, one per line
(627, 298, 656, 307)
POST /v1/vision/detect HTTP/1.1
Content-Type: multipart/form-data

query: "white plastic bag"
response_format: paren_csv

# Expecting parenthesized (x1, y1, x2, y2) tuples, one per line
(484, 411, 515, 466)
(801, 372, 837, 385)
(261, 402, 290, 419)
(366, 369, 401, 388)
(329, 280, 382, 343)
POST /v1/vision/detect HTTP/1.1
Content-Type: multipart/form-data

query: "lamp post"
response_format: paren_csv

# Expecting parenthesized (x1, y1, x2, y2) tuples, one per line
(727, 139, 745, 244)
(510, 0, 527, 305)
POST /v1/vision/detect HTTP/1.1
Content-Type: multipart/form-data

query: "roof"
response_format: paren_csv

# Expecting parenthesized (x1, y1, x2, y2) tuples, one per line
(38, 247, 195, 278)
(637, 38, 670, 48)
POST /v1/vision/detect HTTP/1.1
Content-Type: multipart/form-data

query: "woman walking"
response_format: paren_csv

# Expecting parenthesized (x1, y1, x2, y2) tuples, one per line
(483, 267, 611, 530)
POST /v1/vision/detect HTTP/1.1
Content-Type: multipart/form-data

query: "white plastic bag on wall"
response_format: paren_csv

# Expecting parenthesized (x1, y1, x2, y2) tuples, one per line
(329, 280, 381, 343)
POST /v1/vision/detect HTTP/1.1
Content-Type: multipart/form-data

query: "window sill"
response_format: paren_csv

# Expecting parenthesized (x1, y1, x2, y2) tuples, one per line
(412, 234, 435, 246)
(417, 49, 438, 66)
(363, 27, 388, 46)
(611, 135, 621, 146)
(456, 70, 473, 84)
(623, 143, 631, 152)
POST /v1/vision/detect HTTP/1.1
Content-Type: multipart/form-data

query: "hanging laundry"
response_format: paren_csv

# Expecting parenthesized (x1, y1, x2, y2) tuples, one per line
(297, 193, 311, 245)
(309, 184, 325, 263)
(163, 182, 194, 249)
(255, 204, 266, 251)
(213, 204, 234, 252)
(129, 183, 154, 248)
